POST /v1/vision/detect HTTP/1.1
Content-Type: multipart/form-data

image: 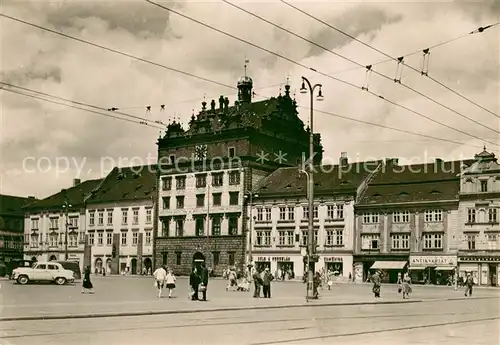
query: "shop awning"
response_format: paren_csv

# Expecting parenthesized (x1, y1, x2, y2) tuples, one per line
(409, 266, 426, 270)
(435, 266, 454, 271)
(370, 261, 407, 270)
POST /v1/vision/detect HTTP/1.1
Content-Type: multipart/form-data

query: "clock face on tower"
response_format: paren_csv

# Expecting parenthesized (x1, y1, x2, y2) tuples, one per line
(195, 145, 208, 160)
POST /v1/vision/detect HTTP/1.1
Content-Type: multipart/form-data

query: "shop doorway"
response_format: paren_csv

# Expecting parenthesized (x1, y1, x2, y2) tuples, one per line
(131, 258, 137, 275)
(49, 255, 57, 261)
(277, 262, 294, 280)
(255, 262, 270, 272)
(326, 262, 343, 277)
(95, 258, 103, 274)
(143, 258, 152, 274)
(489, 264, 497, 286)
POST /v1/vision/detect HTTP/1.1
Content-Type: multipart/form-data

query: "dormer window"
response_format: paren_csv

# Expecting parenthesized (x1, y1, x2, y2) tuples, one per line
(430, 190, 440, 195)
(480, 180, 488, 192)
(398, 191, 409, 196)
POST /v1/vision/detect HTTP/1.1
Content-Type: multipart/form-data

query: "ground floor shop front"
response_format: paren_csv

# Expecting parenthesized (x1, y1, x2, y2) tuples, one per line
(354, 254, 409, 283)
(24, 251, 86, 273)
(458, 253, 500, 286)
(253, 253, 353, 280)
(408, 254, 457, 285)
(92, 255, 153, 275)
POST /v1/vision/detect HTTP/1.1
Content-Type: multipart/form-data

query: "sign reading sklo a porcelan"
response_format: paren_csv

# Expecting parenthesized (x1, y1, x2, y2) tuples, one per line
(410, 255, 457, 266)
(256, 256, 291, 262)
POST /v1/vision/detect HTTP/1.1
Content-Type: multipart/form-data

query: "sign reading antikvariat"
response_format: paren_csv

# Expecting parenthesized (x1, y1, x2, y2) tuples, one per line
(410, 255, 457, 266)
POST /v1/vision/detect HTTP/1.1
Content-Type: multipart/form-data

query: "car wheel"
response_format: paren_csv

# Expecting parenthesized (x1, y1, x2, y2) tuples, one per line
(17, 275, 29, 285)
(55, 277, 66, 285)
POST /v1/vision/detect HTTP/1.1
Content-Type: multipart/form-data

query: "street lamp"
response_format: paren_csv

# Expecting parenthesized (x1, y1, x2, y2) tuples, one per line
(244, 191, 258, 277)
(300, 76, 323, 301)
(62, 199, 72, 261)
(299, 168, 311, 302)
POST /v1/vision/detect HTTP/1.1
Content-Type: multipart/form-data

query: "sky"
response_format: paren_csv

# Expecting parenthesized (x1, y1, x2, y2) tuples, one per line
(1, 0, 499, 199)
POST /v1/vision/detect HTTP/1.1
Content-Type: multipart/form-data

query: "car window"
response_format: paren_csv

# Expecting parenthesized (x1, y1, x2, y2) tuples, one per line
(47, 264, 58, 270)
(36, 264, 46, 269)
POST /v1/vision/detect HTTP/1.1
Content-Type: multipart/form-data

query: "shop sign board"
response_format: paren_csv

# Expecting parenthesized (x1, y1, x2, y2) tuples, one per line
(324, 257, 343, 262)
(410, 255, 457, 267)
(256, 256, 291, 262)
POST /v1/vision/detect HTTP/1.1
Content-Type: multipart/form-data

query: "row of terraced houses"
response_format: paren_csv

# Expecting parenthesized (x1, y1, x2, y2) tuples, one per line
(7, 76, 500, 285)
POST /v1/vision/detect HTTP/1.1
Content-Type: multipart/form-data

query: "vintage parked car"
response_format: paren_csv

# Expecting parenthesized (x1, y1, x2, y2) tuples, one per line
(11, 262, 75, 285)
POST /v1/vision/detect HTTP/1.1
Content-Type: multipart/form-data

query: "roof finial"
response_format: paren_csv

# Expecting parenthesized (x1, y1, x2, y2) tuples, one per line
(244, 54, 249, 77)
(484, 144, 487, 151)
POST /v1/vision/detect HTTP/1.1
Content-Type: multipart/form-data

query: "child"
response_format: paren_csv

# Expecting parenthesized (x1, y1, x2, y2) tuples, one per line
(237, 277, 250, 292)
(165, 268, 176, 298)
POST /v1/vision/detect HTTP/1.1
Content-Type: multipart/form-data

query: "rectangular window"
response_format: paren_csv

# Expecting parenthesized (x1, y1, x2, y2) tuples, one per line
(423, 234, 443, 249)
(257, 208, 263, 221)
(162, 252, 168, 266)
(468, 209, 476, 223)
(132, 232, 138, 245)
(146, 208, 152, 224)
(107, 210, 113, 225)
(98, 211, 104, 225)
(121, 231, 127, 246)
(228, 217, 238, 235)
(89, 233, 95, 245)
(313, 206, 319, 219)
(303, 206, 309, 219)
(49, 233, 58, 247)
(301, 230, 319, 247)
(195, 174, 206, 188)
(196, 194, 205, 207)
(278, 231, 287, 246)
(336, 205, 344, 219)
(30, 218, 39, 230)
(288, 207, 294, 220)
(211, 217, 221, 236)
(229, 171, 240, 185)
(50, 217, 59, 229)
(176, 196, 185, 209)
(162, 197, 170, 210)
(162, 177, 172, 190)
(335, 229, 343, 246)
(467, 235, 476, 250)
(106, 232, 112, 245)
(162, 219, 169, 237)
(489, 209, 498, 223)
(69, 234, 78, 247)
(255, 231, 271, 246)
(175, 219, 184, 237)
(176, 176, 186, 190)
(327, 205, 334, 219)
(325, 229, 343, 246)
(121, 209, 128, 224)
(212, 251, 220, 266)
(229, 192, 239, 206)
(228, 147, 236, 157)
(265, 207, 272, 221)
(89, 212, 95, 226)
(212, 173, 224, 187)
(279, 207, 286, 220)
(393, 211, 410, 223)
(98, 232, 103, 245)
(424, 210, 443, 222)
(391, 234, 410, 249)
(361, 235, 379, 250)
(362, 213, 379, 224)
(145, 232, 151, 245)
(195, 218, 205, 236)
(228, 252, 235, 266)
(132, 209, 139, 224)
(480, 180, 488, 192)
(213, 193, 222, 206)
(287, 230, 294, 246)
(176, 252, 182, 265)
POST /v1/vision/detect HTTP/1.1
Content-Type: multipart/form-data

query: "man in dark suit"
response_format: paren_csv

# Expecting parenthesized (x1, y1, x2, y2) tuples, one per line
(190, 267, 200, 300)
(199, 263, 209, 301)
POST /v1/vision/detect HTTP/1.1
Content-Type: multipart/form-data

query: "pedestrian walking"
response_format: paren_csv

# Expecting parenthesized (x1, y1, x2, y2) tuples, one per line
(253, 268, 263, 298)
(199, 263, 209, 301)
(190, 267, 200, 300)
(402, 272, 412, 299)
(165, 268, 176, 298)
(81, 265, 94, 294)
(396, 272, 403, 294)
(153, 265, 167, 298)
(312, 272, 321, 299)
(262, 268, 274, 298)
(464, 273, 474, 296)
(371, 271, 382, 298)
(226, 268, 237, 291)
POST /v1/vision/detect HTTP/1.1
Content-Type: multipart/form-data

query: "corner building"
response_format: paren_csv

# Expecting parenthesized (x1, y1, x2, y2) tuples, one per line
(154, 77, 322, 275)
(457, 148, 500, 286)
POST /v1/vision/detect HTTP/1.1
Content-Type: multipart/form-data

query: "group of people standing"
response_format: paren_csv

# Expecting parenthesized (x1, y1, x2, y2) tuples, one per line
(252, 267, 274, 298)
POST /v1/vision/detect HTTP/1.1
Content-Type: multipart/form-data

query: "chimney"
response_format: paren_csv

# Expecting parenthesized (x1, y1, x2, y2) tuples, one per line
(435, 158, 443, 164)
(219, 95, 224, 110)
(385, 158, 398, 166)
(339, 152, 348, 166)
(210, 100, 216, 111)
(28, 196, 35, 200)
(73, 178, 81, 186)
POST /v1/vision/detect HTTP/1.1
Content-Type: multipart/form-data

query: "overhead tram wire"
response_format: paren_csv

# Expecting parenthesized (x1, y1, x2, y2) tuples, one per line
(279, 0, 500, 119)
(145, 0, 500, 149)
(0, 13, 235, 91)
(0, 82, 165, 127)
(223, 0, 500, 135)
(2, 88, 165, 130)
(1, 12, 493, 150)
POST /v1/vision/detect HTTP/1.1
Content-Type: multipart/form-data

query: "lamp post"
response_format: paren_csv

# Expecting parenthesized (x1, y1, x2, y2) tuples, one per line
(300, 77, 323, 301)
(244, 191, 258, 276)
(62, 199, 72, 261)
(299, 168, 311, 301)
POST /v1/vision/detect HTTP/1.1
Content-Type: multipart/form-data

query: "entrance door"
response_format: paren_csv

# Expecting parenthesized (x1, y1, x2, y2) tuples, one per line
(143, 258, 152, 274)
(489, 264, 497, 286)
(131, 259, 137, 275)
(49, 255, 57, 261)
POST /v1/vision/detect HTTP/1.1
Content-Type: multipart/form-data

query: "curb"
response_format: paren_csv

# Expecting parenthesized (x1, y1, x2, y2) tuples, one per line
(2, 295, 496, 322)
